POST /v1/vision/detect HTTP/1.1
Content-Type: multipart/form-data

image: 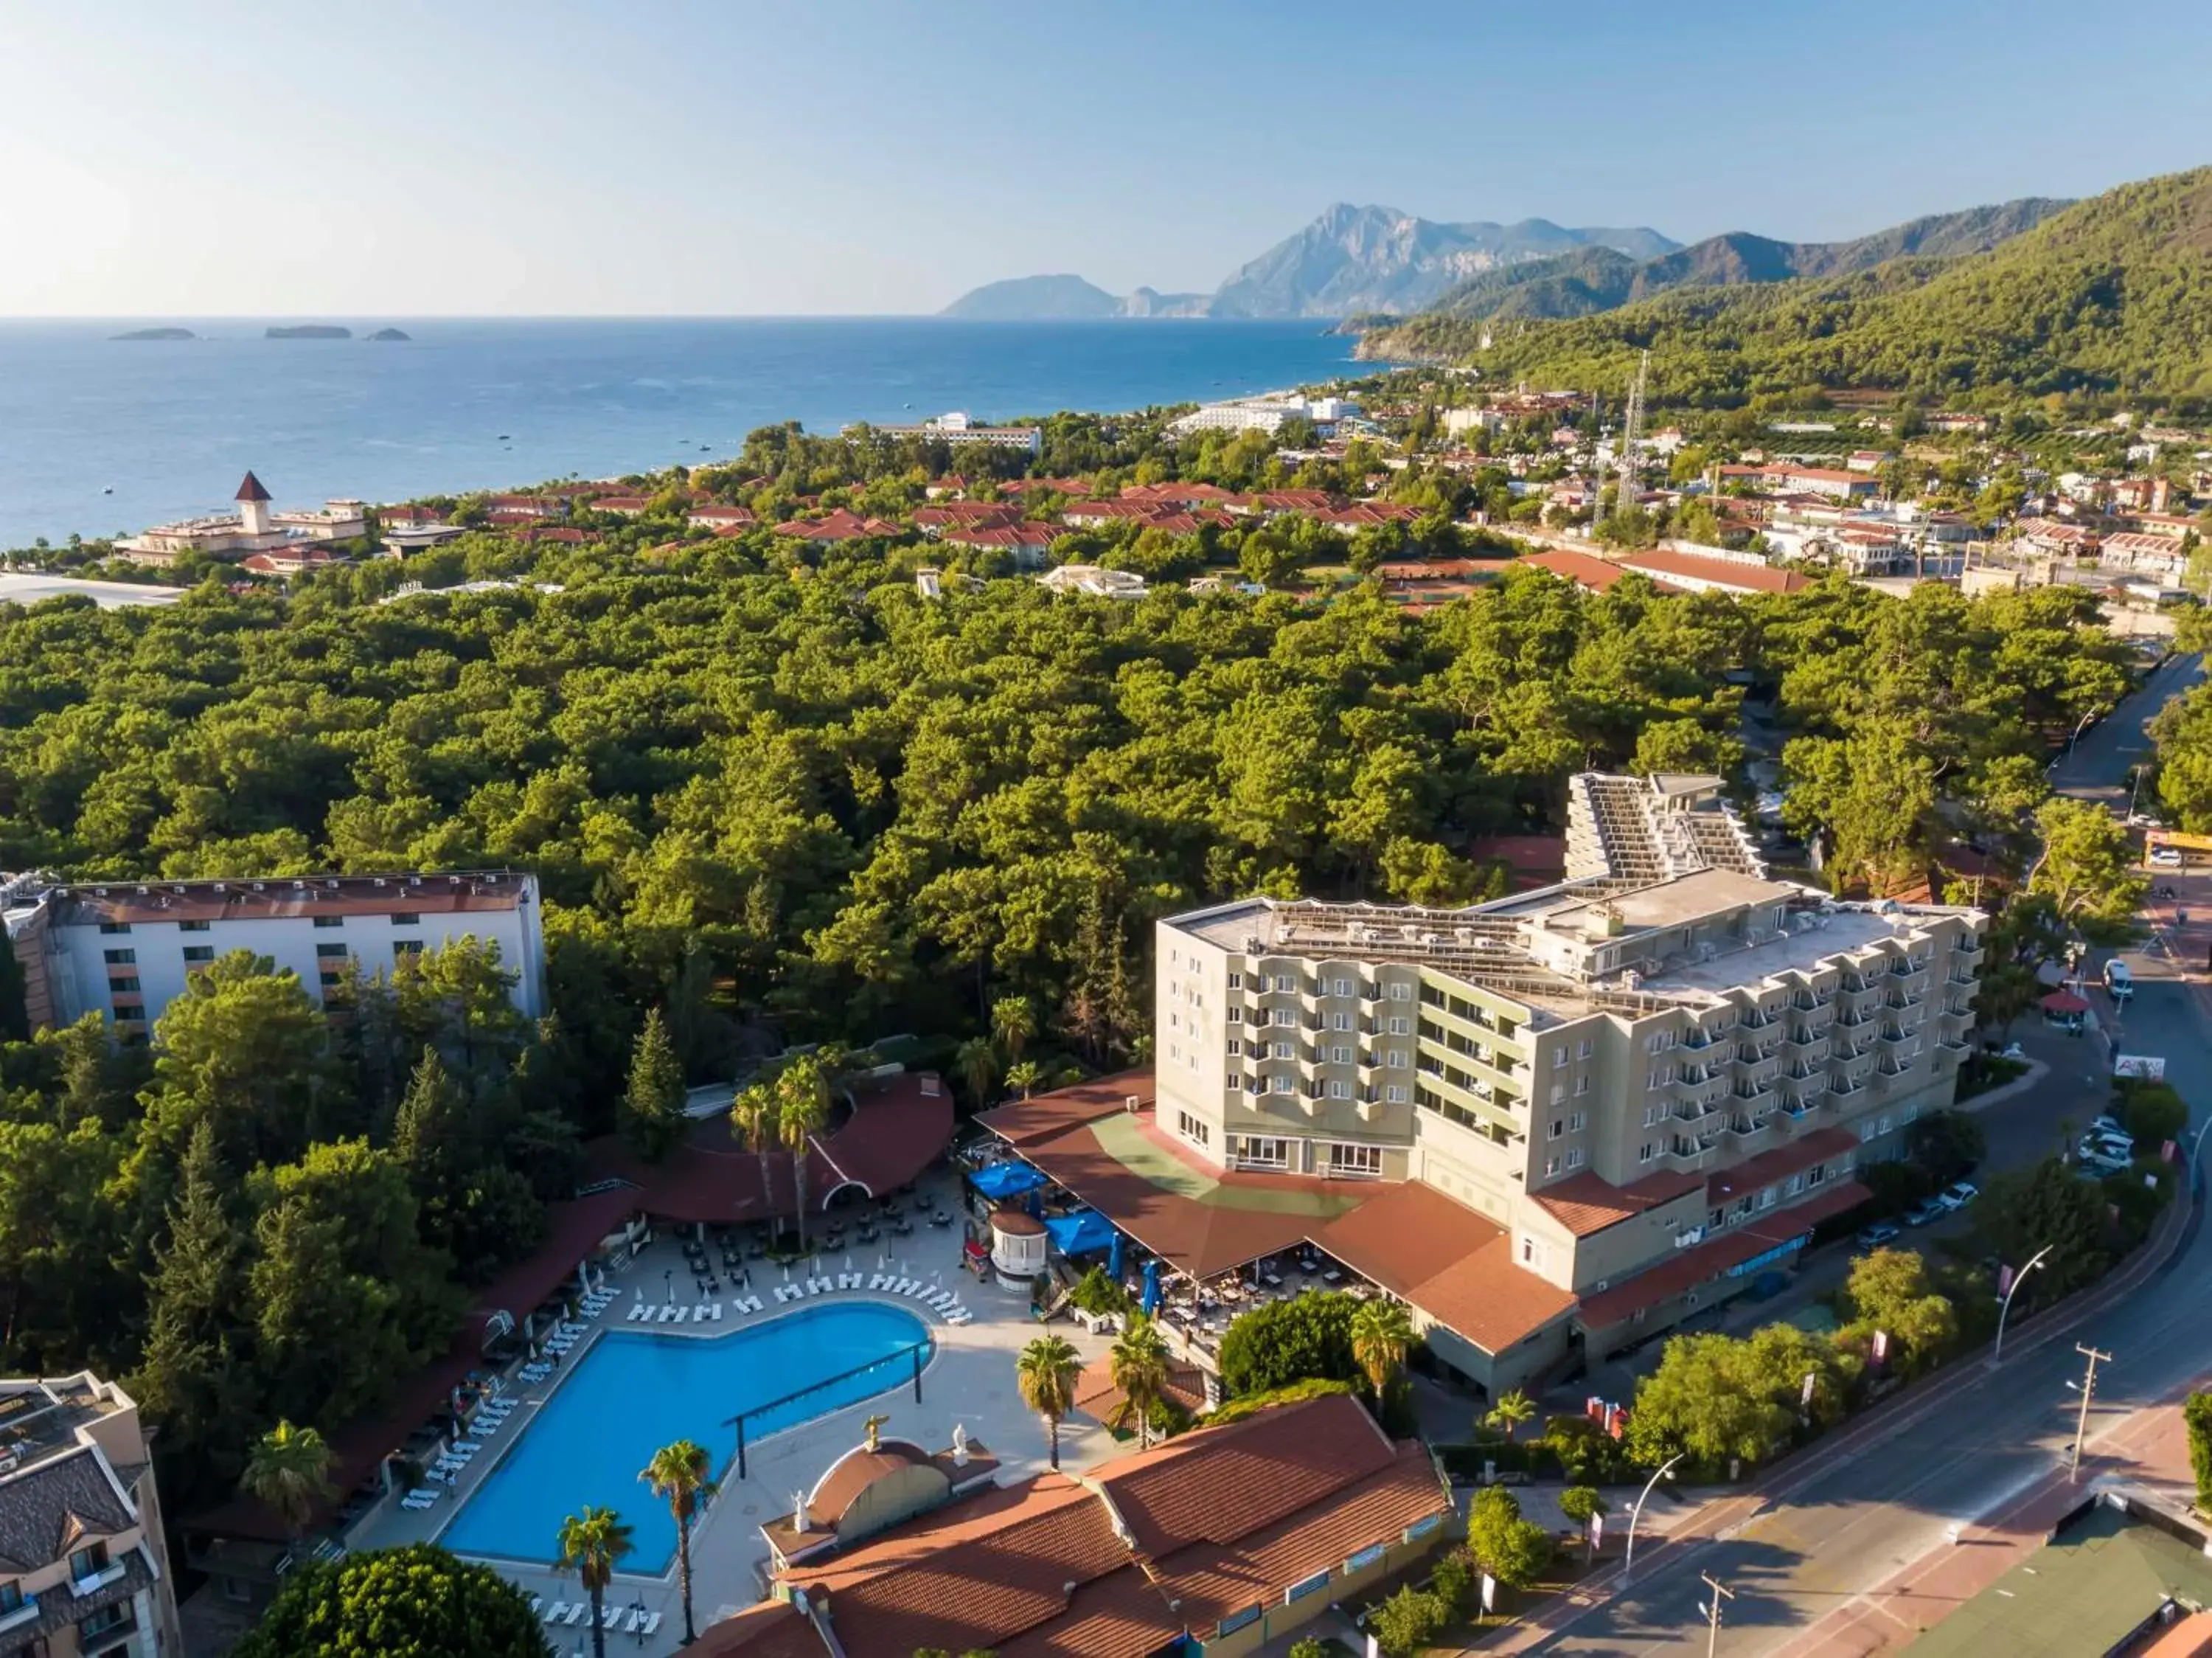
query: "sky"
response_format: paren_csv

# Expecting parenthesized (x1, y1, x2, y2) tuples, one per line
(3, 0, 2208, 317)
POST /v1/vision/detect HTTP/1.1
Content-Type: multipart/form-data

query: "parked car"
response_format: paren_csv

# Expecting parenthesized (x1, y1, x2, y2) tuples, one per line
(1855, 1221, 1902, 1250)
(2151, 848, 2185, 868)
(1938, 1181, 1980, 1212)
(1902, 1199, 1949, 1227)
(2104, 959, 2135, 1001)
(2093, 1112, 2129, 1137)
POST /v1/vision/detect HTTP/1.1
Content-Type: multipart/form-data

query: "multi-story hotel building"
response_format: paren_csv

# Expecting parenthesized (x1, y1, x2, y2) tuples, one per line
(0, 1372, 182, 1658)
(0, 870, 546, 1038)
(1152, 774, 1986, 1390)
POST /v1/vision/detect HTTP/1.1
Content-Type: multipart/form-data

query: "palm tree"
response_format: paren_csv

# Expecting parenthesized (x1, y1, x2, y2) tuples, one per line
(1484, 1388, 1537, 1443)
(731, 1078, 781, 1242)
(241, 1421, 334, 1543)
(1017, 1334, 1082, 1470)
(641, 1440, 716, 1647)
(992, 995, 1037, 1064)
(954, 1036, 997, 1108)
(776, 1051, 841, 1254)
(1004, 1059, 1043, 1100)
(1349, 1298, 1415, 1406)
(1108, 1314, 1172, 1450)
(556, 1505, 635, 1658)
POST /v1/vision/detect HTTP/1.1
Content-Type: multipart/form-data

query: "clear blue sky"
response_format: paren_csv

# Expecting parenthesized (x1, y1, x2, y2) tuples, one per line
(3, 0, 2206, 316)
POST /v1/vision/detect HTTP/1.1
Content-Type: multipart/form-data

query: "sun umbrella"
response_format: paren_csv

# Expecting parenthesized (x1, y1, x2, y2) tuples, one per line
(1141, 1259, 1162, 1316)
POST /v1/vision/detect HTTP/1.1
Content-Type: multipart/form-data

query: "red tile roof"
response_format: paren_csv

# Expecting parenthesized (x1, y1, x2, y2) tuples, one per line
(1576, 1178, 1870, 1331)
(1518, 547, 1663, 593)
(1529, 1168, 1704, 1238)
(235, 471, 272, 503)
(1705, 1126, 1857, 1206)
(1619, 549, 1812, 594)
(943, 524, 1057, 550)
(771, 509, 901, 541)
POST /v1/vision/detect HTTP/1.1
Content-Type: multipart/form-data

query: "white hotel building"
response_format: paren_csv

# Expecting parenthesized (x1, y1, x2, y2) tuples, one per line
(1, 871, 546, 1038)
(1152, 774, 1985, 1390)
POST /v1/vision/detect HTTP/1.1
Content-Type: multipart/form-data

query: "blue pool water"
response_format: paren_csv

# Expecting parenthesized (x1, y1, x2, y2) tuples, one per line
(439, 1301, 932, 1570)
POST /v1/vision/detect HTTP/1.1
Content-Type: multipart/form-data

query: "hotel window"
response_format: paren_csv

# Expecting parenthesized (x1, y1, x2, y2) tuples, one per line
(183, 946, 214, 963)
(1169, 1012, 1180, 1031)
(1552, 1045, 1567, 1067)
(1902, 1102, 1921, 1124)
(1639, 1141, 1658, 1164)
(1859, 1121, 1877, 1144)
(1543, 1155, 1560, 1177)
(1520, 1235, 1546, 1270)
(108, 977, 140, 995)
(1330, 1045, 1352, 1064)
(1385, 1050, 1408, 1068)
(1270, 1041, 1293, 1061)
(1330, 1011, 1352, 1030)
(1574, 1075, 1591, 1097)
(1228, 1008, 1243, 1024)
(1387, 1016, 1410, 1036)
(1568, 1111, 1586, 1132)
(1168, 979, 1180, 1000)
(1548, 1119, 1563, 1140)
(1548, 1083, 1565, 1106)
(0, 1584, 22, 1615)
(1188, 1051, 1199, 1072)
(1786, 1173, 1804, 1196)
(1227, 1039, 1242, 1057)
(1270, 1076, 1295, 1095)
(1330, 977, 1353, 996)
(1273, 1007, 1298, 1026)
(102, 948, 135, 965)
(1384, 1084, 1408, 1103)
(1388, 982, 1411, 1000)
(394, 940, 425, 959)
(1226, 1075, 1242, 1092)
(1227, 971, 1242, 988)
(178, 919, 212, 932)
(1329, 1142, 1383, 1176)
(1758, 1187, 1776, 1210)
(1178, 1111, 1211, 1148)
(1326, 1080, 1350, 1099)
(1565, 1147, 1586, 1169)
(1168, 1042, 1180, 1062)
(1273, 974, 1296, 993)
(1807, 1163, 1826, 1186)
(1578, 1038, 1595, 1059)
(311, 915, 344, 929)
(1876, 1114, 1893, 1134)
(316, 943, 349, 959)
(392, 912, 421, 927)
(1642, 1103, 1663, 1127)
(78, 1603, 131, 1641)
(97, 922, 131, 934)
(1237, 1136, 1290, 1169)
(69, 1542, 108, 1582)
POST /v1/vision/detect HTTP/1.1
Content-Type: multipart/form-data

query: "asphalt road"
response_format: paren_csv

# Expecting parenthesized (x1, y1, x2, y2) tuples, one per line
(1513, 656, 2212, 1656)
(2049, 650, 2203, 805)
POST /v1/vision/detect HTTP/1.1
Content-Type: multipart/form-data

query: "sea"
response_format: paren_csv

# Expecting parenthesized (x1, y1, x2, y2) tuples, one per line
(0, 318, 1363, 547)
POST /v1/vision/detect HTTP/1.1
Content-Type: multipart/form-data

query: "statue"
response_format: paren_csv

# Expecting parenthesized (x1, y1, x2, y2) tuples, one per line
(863, 1412, 890, 1452)
(791, 1490, 810, 1533)
(950, 1422, 970, 1466)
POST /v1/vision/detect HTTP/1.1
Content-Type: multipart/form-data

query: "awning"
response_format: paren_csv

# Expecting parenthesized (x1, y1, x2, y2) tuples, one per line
(970, 1159, 1048, 1200)
(1043, 1208, 1118, 1257)
(2042, 990, 2090, 1014)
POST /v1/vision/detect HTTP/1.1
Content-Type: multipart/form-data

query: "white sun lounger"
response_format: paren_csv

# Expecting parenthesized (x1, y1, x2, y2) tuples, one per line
(641, 1612, 662, 1637)
(563, 1602, 588, 1626)
(710, 1303, 723, 1321)
(947, 1309, 973, 1325)
(602, 1606, 621, 1628)
(528, 1596, 543, 1617)
(869, 1273, 888, 1290)
(543, 1601, 565, 1622)
(625, 1608, 646, 1633)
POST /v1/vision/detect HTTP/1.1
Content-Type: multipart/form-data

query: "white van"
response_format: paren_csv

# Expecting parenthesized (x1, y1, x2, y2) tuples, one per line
(2104, 960, 2135, 1002)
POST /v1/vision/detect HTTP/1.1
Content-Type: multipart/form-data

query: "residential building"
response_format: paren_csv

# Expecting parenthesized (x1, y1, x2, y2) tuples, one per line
(846, 412, 1043, 454)
(0, 870, 546, 1038)
(1166, 397, 1362, 438)
(0, 1371, 182, 1658)
(696, 1394, 1450, 1658)
(1615, 547, 1812, 596)
(1715, 463, 1880, 503)
(687, 504, 758, 533)
(1144, 772, 1983, 1389)
(116, 474, 366, 568)
(769, 510, 902, 543)
(1037, 564, 1147, 599)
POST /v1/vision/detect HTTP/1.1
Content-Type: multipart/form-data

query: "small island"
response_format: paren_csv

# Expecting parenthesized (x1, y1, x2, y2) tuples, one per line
(265, 325, 352, 339)
(111, 327, 195, 341)
(366, 327, 411, 342)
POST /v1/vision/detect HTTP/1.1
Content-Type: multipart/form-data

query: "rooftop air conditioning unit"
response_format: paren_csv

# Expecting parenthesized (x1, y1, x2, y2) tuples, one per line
(408, 875, 422, 887)
(135, 885, 147, 894)
(251, 882, 265, 892)
(1124, 1095, 1142, 1113)
(212, 884, 226, 893)
(291, 880, 305, 889)
(1243, 935, 1263, 954)
(373, 878, 387, 887)
(94, 887, 108, 896)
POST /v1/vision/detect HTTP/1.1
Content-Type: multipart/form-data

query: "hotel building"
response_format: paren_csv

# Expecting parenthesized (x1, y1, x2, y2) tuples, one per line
(0, 1373, 182, 1658)
(0, 871, 546, 1038)
(1148, 773, 1985, 1390)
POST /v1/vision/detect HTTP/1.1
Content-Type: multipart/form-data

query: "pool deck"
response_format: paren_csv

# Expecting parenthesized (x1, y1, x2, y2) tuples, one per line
(349, 1178, 1123, 1656)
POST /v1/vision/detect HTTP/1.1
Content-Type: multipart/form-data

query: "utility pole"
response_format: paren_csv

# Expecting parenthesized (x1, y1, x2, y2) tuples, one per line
(1700, 1572, 1734, 1658)
(2070, 1343, 2112, 1481)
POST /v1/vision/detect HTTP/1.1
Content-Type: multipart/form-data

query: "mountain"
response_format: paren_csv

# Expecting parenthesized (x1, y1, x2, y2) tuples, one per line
(1205, 204, 1679, 318)
(1117, 286, 1213, 318)
(940, 274, 1125, 319)
(1423, 198, 2071, 322)
(1360, 167, 2212, 402)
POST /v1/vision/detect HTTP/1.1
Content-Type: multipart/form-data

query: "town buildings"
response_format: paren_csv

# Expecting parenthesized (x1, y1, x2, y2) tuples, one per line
(0, 1372, 183, 1658)
(696, 1393, 1450, 1658)
(0, 870, 546, 1036)
(1135, 773, 1983, 1390)
(116, 473, 365, 569)
(1167, 397, 1362, 437)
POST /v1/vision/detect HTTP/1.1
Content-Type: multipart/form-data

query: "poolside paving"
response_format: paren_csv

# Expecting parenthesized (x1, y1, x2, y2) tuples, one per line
(348, 1173, 1121, 1657)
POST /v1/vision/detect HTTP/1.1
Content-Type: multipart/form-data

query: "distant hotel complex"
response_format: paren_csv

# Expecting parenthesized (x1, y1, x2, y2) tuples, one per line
(116, 471, 365, 574)
(0, 870, 546, 1036)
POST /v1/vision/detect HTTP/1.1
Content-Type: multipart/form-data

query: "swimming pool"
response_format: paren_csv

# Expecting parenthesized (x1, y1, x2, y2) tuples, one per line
(439, 1300, 932, 1569)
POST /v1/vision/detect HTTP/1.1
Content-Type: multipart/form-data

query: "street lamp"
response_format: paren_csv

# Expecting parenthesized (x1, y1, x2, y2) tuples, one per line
(1621, 1453, 1685, 1586)
(1992, 1244, 2053, 1365)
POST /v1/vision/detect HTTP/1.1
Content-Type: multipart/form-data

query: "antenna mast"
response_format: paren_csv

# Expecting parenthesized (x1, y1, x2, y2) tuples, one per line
(1617, 348, 1650, 515)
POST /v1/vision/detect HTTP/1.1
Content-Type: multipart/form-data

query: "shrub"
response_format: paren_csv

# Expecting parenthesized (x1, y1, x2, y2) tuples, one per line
(1370, 1585, 1448, 1656)
(2115, 1080, 2188, 1149)
(1068, 1265, 1131, 1317)
(1218, 1290, 1360, 1395)
(1202, 1376, 1357, 1428)
(1466, 1486, 1554, 1592)
(232, 1544, 545, 1658)
(2187, 1392, 2212, 1511)
(1428, 1547, 1477, 1619)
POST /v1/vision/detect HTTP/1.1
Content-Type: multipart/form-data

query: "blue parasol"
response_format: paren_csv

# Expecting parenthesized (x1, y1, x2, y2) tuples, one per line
(1108, 1229, 1125, 1282)
(1141, 1258, 1161, 1316)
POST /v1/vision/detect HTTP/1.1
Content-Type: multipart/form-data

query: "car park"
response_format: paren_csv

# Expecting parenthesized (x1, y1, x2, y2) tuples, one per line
(1937, 1181, 1980, 1211)
(1856, 1221, 1902, 1250)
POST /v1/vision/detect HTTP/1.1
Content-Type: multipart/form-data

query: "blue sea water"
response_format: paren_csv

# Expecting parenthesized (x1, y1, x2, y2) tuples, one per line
(0, 317, 1361, 547)
(439, 1301, 932, 1572)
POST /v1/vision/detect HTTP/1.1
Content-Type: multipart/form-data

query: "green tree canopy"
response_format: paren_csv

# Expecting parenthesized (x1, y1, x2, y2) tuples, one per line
(232, 1544, 549, 1658)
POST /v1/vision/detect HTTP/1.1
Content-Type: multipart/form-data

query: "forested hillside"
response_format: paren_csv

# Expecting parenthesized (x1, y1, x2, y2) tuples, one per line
(1365, 167, 2212, 406)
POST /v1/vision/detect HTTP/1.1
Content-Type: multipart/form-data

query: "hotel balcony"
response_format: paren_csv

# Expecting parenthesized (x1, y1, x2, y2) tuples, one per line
(1738, 1006, 1777, 1030)
(1732, 1053, 1783, 1088)
(1790, 988, 1836, 1012)
(1783, 1027, 1831, 1060)
(1680, 1025, 1717, 1051)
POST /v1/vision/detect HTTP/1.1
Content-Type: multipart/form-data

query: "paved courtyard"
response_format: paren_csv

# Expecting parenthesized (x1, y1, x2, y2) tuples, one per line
(347, 1171, 1121, 1656)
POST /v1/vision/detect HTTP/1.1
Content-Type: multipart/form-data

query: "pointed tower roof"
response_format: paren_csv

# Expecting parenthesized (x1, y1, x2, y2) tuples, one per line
(234, 471, 272, 504)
